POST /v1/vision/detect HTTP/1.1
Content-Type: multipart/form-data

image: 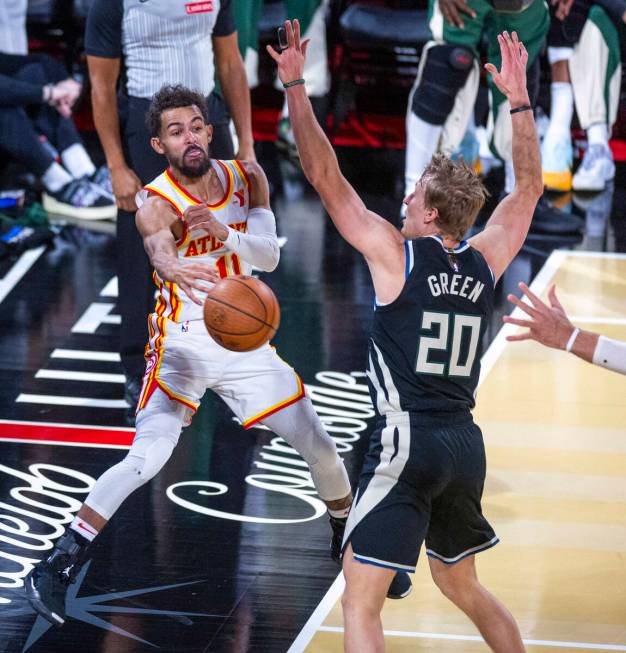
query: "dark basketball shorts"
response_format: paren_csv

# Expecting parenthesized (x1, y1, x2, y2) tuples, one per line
(342, 411, 498, 572)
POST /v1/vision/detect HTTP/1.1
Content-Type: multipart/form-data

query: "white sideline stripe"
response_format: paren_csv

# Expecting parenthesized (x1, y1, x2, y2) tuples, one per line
(0, 418, 134, 432)
(35, 369, 125, 384)
(288, 249, 568, 653)
(0, 246, 46, 304)
(16, 394, 128, 408)
(51, 349, 121, 362)
(287, 573, 346, 653)
(0, 438, 131, 450)
(317, 627, 626, 650)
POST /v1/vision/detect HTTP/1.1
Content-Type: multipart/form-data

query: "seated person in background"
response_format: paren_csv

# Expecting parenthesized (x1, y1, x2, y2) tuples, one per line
(541, 0, 623, 192)
(0, 2, 115, 219)
(0, 56, 116, 220)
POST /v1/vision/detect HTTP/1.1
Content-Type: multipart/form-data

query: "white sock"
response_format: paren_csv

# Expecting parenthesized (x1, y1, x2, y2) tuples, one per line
(547, 82, 573, 137)
(328, 506, 351, 519)
(405, 112, 442, 196)
(61, 143, 96, 179)
(587, 123, 609, 147)
(41, 161, 73, 192)
(70, 515, 99, 542)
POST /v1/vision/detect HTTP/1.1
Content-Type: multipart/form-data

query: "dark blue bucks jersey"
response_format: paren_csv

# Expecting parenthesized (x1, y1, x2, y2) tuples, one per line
(367, 235, 495, 418)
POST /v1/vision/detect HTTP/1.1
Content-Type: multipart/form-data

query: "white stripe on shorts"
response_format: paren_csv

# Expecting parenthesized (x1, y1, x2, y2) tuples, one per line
(342, 416, 411, 550)
(426, 535, 500, 564)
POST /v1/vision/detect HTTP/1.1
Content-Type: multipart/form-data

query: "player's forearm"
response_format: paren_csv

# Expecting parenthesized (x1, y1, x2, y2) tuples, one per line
(591, 336, 626, 375)
(144, 235, 182, 282)
(286, 84, 339, 189)
(90, 83, 127, 171)
(510, 100, 543, 198)
(569, 329, 600, 364)
(223, 208, 279, 271)
(218, 61, 254, 154)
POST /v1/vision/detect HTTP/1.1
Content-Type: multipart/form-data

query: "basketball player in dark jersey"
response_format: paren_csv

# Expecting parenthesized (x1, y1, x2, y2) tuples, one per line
(269, 23, 542, 652)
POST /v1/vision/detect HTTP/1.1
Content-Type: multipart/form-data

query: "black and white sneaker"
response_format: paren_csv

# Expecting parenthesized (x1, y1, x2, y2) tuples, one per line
(329, 515, 347, 564)
(387, 572, 413, 600)
(25, 530, 89, 626)
(42, 178, 116, 221)
(91, 165, 114, 198)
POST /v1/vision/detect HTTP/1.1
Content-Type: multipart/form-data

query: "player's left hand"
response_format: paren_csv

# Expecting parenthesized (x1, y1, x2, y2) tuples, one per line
(183, 204, 229, 241)
(502, 282, 575, 350)
(551, 0, 574, 20)
(266, 19, 309, 86)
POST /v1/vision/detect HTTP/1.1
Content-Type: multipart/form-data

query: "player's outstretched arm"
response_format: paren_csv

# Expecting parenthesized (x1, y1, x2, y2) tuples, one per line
(469, 32, 543, 281)
(503, 282, 626, 375)
(136, 196, 219, 304)
(267, 20, 403, 265)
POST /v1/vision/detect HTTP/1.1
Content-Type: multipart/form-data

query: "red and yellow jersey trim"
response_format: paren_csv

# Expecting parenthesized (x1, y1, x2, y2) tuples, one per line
(233, 159, 251, 189)
(164, 160, 234, 210)
(144, 185, 183, 215)
(136, 315, 199, 415)
(241, 374, 306, 429)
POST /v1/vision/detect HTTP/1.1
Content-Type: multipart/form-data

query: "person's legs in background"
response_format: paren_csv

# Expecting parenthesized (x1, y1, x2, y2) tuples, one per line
(404, 0, 488, 199)
(569, 5, 620, 192)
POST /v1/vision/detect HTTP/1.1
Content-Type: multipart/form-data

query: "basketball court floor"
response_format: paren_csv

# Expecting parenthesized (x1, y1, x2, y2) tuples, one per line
(1, 156, 625, 652)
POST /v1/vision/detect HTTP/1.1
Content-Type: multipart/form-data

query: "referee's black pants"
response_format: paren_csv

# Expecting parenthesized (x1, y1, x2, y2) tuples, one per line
(118, 92, 235, 383)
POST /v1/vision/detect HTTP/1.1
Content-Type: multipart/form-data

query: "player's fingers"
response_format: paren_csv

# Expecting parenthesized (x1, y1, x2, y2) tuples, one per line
(502, 316, 534, 328)
(506, 332, 531, 342)
(507, 293, 538, 317)
(547, 284, 565, 310)
(182, 284, 202, 305)
(285, 20, 295, 49)
(266, 44, 281, 62)
(301, 38, 311, 58)
(518, 282, 543, 310)
(294, 18, 301, 50)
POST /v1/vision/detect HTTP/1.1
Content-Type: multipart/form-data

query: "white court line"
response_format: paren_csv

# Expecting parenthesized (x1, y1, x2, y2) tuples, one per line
(317, 627, 626, 651)
(16, 394, 128, 408)
(0, 246, 46, 304)
(35, 369, 125, 384)
(51, 349, 121, 362)
(287, 248, 571, 653)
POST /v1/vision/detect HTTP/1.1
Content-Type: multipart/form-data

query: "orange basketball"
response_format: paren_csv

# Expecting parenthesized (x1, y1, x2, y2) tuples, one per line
(203, 276, 280, 352)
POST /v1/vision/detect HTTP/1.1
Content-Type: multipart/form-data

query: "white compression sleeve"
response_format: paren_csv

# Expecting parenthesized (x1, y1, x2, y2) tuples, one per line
(592, 336, 626, 375)
(223, 208, 279, 272)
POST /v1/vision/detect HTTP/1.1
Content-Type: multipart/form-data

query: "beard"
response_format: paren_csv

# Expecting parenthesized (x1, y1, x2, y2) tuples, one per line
(176, 145, 211, 178)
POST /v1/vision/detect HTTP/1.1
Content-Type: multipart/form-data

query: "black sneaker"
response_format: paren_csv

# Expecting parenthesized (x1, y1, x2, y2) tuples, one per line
(91, 165, 114, 198)
(25, 530, 89, 627)
(530, 195, 585, 235)
(329, 515, 347, 564)
(387, 572, 413, 599)
(42, 178, 116, 221)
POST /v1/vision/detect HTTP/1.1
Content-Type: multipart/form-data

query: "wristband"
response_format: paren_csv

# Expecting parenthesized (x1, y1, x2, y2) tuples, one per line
(283, 78, 305, 89)
(510, 104, 532, 115)
(565, 327, 580, 353)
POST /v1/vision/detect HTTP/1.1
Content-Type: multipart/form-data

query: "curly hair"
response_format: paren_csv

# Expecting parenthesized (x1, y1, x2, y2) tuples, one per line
(146, 84, 209, 137)
(421, 154, 489, 241)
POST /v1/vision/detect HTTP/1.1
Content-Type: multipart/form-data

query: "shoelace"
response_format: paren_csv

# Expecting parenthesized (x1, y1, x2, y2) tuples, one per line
(67, 181, 102, 207)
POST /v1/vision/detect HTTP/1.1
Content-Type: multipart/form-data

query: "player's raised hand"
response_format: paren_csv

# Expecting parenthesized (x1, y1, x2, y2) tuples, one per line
(484, 31, 529, 106)
(266, 19, 310, 87)
(503, 282, 576, 349)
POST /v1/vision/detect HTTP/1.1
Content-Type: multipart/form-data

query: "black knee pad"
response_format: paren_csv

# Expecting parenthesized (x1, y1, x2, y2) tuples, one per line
(412, 45, 475, 125)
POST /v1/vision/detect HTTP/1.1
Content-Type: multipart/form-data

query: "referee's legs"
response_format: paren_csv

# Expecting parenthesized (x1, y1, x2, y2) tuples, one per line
(429, 555, 526, 652)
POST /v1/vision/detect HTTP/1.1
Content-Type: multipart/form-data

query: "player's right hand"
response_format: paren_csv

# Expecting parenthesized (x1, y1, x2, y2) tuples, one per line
(172, 262, 220, 305)
(439, 0, 476, 29)
(110, 165, 143, 212)
(484, 32, 529, 107)
(266, 20, 310, 86)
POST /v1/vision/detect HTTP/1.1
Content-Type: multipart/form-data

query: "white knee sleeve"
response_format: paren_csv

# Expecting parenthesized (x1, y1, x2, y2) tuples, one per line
(261, 398, 351, 502)
(85, 390, 186, 520)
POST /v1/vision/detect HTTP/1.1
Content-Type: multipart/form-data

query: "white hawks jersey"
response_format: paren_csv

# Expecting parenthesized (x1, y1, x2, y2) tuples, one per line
(138, 159, 251, 325)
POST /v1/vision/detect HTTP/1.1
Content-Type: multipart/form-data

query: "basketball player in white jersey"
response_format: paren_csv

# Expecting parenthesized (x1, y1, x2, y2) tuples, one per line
(25, 84, 353, 628)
